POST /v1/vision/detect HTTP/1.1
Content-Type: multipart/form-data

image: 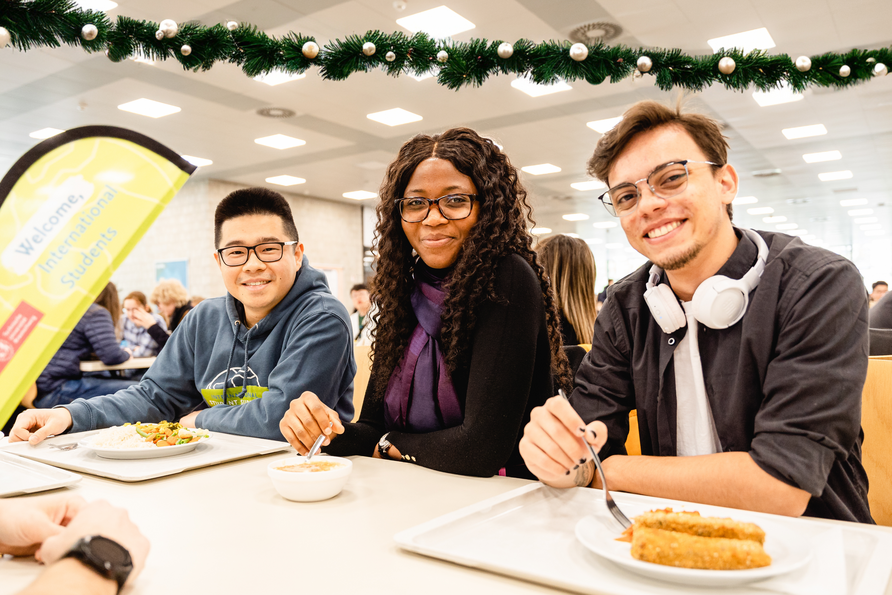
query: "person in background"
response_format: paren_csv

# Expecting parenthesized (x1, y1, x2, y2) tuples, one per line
(520, 100, 871, 523)
(870, 290, 892, 329)
(536, 234, 598, 345)
(33, 283, 135, 408)
(121, 291, 167, 357)
(869, 280, 887, 308)
(349, 283, 375, 346)
(0, 494, 149, 595)
(280, 127, 570, 478)
(596, 278, 614, 311)
(11, 187, 355, 444)
(146, 279, 192, 350)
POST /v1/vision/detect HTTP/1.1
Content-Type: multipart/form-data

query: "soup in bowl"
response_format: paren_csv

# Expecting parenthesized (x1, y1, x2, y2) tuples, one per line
(267, 455, 352, 502)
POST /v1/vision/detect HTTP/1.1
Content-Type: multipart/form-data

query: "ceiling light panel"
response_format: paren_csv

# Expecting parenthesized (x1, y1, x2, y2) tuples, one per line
(707, 28, 776, 54)
(396, 6, 475, 38)
(29, 128, 63, 139)
(511, 76, 572, 97)
(521, 164, 561, 175)
(366, 108, 423, 126)
(266, 175, 305, 186)
(782, 124, 827, 140)
(117, 98, 181, 118)
(254, 71, 306, 86)
(254, 134, 306, 150)
(181, 155, 213, 167)
(530, 227, 552, 235)
(562, 213, 589, 221)
(840, 198, 868, 206)
(854, 217, 878, 224)
(571, 180, 606, 191)
(587, 117, 623, 134)
(75, 0, 117, 10)
(343, 191, 377, 200)
(803, 151, 841, 163)
(819, 171, 853, 182)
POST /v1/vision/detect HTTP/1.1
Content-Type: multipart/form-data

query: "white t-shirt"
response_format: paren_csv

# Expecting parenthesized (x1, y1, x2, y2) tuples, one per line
(673, 302, 722, 456)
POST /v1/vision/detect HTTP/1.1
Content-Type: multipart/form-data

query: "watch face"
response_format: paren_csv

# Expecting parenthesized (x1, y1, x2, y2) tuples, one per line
(88, 536, 131, 565)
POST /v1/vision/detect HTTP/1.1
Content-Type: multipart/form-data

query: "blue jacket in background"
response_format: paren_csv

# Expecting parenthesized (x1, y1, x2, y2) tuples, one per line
(37, 304, 130, 394)
(64, 256, 356, 440)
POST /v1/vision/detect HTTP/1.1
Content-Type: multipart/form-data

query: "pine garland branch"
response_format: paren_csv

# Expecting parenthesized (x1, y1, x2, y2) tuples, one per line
(1, 0, 890, 92)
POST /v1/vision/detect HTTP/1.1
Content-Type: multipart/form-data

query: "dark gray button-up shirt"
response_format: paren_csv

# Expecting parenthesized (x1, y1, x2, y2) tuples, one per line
(572, 229, 872, 523)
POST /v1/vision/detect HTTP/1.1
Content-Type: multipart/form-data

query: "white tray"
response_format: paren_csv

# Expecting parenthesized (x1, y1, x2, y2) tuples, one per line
(0, 451, 82, 497)
(394, 483, 892, 595)
(0, 430, 290, 482)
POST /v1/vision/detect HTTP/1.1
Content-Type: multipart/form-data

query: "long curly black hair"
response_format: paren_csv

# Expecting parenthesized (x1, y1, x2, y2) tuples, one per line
(369, 127, 571, 401)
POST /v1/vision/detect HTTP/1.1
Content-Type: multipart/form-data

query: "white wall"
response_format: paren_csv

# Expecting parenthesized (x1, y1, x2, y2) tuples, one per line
(111, 179, 364, 311)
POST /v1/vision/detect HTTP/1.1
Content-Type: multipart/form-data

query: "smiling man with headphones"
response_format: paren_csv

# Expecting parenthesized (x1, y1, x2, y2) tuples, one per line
(519, 100, 872, 523)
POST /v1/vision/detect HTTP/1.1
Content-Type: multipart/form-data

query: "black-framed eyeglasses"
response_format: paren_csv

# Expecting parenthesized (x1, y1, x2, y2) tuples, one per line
(598, 160, 719, 217)
(216, 241, 299, 267)
(395, 193, 477, 223)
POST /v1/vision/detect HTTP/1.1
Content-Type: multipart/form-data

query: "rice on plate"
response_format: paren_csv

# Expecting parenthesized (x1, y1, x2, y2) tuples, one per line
(93, 426, 155, 449)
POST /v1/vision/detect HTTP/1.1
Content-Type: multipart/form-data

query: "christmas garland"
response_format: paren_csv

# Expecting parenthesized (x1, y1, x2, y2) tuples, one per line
(1, 0, 890, 91)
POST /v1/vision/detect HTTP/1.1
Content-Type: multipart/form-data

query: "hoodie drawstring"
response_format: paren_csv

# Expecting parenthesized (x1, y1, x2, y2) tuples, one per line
(235, 327, 251, 400)
(222, 320, 240, 405)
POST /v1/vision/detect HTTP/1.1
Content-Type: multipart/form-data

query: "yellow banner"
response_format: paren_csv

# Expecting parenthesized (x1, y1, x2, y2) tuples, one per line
(0, 127, 195, 427)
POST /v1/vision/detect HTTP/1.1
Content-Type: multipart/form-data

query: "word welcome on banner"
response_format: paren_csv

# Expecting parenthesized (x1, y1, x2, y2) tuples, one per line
(0, 127, 195, 427)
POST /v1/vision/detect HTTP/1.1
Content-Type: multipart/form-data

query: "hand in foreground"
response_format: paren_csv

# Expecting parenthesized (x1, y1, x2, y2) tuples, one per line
(128, 308, 157, 329)
(280, 391, 345, 455)
(0, 494, 86, 557)
(518, 395, 607, 489)
(9, 408, 74, 445)
(178, 411, 199, 428)
(37, 500, 150, 584)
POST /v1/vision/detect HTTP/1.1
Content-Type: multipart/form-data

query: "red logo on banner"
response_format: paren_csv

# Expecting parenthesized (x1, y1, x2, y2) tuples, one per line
(0, 302, 44, 374)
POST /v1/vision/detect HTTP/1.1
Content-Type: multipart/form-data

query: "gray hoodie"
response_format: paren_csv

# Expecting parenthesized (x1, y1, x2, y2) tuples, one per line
(64, 256, 355, 440)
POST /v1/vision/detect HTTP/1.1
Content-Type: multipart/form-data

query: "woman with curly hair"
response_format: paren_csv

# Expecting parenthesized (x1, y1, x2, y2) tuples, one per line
(280, 127, 570, 478)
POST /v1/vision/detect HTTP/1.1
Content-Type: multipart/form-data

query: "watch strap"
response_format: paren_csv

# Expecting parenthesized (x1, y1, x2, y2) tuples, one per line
(63, 535, 133, 594)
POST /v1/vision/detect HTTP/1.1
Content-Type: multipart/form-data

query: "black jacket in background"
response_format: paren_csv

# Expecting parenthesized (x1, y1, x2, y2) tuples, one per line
(147, 302, 193, 351)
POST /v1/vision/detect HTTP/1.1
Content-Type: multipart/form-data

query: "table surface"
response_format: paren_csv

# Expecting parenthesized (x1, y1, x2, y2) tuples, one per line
(79, 356, 156, 372)
(1, 453, 890, 595)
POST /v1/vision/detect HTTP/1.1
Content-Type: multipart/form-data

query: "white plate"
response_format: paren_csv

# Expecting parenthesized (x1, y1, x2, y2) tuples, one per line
(575, 509, 813, 588)
(78, 433, 211, 459)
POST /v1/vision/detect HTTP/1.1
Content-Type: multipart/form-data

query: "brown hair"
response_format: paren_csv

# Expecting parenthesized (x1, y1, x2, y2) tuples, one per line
(536, 235, 598, 344)
(150, 279, 190, 309)
(123, 291, 149, 310)
(94, 282, 122, 327)
(587, 100, 733, 219)
(371, 127, 571, 399)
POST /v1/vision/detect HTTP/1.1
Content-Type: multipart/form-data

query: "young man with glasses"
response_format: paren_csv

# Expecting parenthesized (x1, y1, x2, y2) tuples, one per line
(519, 101, 872, 522)
(11, 188, 355, 443)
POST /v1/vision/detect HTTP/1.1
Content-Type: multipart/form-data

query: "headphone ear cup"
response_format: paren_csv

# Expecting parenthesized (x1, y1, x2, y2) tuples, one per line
(691, 275, 749, 329)
(644, 283, 686, 334)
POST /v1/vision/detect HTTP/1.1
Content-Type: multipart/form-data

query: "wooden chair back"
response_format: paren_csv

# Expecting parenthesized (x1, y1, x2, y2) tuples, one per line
(352, 345, 373, 422)
(863, 355, 892, 526)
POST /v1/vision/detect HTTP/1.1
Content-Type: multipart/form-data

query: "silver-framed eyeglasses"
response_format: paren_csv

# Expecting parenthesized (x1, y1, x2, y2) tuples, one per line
(217, 241, 298, 267)
(396, 193, 477, 223)
(598, 160, 719, 217)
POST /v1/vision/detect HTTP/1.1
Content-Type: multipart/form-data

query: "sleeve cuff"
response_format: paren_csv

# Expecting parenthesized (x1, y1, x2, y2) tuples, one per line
(56, 401, 92, 433)
(749, 432, 837, 497)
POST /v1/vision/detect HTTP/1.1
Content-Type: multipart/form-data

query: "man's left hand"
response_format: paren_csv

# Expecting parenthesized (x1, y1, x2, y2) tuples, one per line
(179, 411, 199, 428)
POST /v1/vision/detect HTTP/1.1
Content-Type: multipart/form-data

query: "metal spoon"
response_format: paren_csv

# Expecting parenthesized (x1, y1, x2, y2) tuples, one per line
(305, 421, 333, 462)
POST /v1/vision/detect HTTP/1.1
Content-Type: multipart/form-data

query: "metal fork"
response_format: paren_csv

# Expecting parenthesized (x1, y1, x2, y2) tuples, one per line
(48, 442, 79, 451)
(559, 389, 632, 529)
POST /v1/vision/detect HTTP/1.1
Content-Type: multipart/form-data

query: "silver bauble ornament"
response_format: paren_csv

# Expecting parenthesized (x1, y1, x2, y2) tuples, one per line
(867, 57, 876, 64)
(795, 56, 811, 72)
(437, 50, 449, 63)
(181, 44, 192, 56)
(362, 42, 376, 56)
(718, 56, 736, 74)
(160, 19, 178, 39)
(226, 21, 238, 31)
(81, 24, 98, 41)
(636, 55, 652, 73)
(839, 64, 851, 77)
(0, 26, 10, 50)
(873, 63, 888, 77)
(302, 41, 320, 59)
(385, 51, 396, 62)
(569, 42, 588, 62)
(155, 30, 165, 41)
(497, 42, 514, 59)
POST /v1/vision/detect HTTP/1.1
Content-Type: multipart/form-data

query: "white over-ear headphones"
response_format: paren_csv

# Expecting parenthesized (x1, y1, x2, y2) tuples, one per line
(643, 228, 768, 334)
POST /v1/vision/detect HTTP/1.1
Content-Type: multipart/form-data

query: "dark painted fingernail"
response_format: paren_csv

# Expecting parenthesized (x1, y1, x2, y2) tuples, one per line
(573, 464, 580, 470)
(577, 427, 586, 433)
(589, 428, 598, 439)
(579, 458, 587, 464)
(565, 469, 571, 475)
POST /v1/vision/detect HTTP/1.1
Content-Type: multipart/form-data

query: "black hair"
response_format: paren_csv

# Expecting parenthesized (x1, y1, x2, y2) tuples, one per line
(214, 187, 299, 247)
(873, 281, 888, 290)
(350, 283, 369, 293)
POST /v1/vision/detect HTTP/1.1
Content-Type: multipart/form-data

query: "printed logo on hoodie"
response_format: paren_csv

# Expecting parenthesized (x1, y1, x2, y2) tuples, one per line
(200, 366, 268, 406)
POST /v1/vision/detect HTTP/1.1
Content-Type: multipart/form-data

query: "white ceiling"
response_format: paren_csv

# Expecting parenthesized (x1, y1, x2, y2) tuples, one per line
(2, 0, 891, 286)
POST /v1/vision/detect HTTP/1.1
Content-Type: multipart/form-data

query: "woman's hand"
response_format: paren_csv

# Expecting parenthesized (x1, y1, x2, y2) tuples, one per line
(128, 308, 156, 329)
(280, 391, 345, 454)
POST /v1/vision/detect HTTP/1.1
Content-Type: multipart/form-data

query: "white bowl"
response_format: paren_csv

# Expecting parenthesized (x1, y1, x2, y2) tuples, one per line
(267, 455, 352, 502)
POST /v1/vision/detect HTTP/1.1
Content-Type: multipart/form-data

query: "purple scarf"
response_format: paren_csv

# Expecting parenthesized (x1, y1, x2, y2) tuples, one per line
(383, 267, 462, 432)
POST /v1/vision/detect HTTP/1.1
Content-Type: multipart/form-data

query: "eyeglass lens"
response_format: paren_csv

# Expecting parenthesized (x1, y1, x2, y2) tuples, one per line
(220, 243, 284, 266)
(606, 162, 690, 216)
(400, 194, 474, 222)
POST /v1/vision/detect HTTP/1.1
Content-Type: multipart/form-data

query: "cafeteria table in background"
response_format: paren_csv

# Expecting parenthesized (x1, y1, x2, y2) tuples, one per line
(79, 356, 156, 373)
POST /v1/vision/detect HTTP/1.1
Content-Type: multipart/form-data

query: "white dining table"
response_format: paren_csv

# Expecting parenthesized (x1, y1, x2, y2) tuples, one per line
(1, 452, 890, 595)
(79, 357, 156, 373)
